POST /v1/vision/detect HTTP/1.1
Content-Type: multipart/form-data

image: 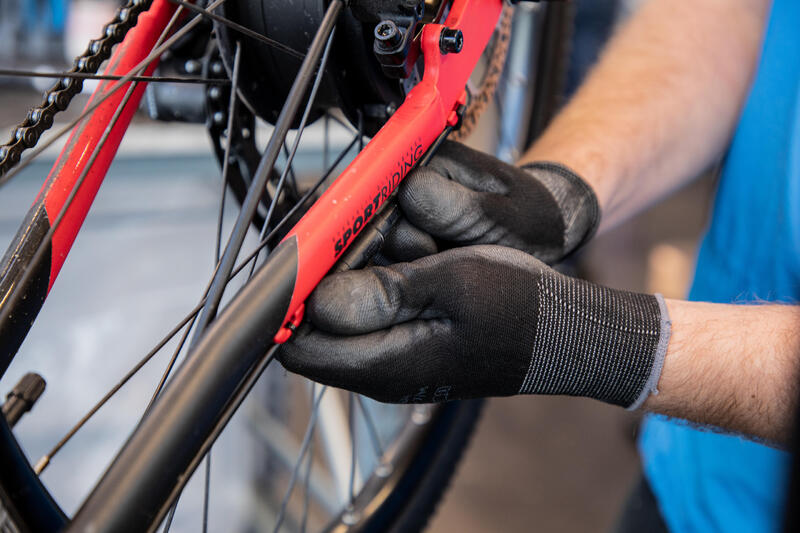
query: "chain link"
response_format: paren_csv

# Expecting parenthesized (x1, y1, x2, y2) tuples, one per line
(0, 0, 155, 177)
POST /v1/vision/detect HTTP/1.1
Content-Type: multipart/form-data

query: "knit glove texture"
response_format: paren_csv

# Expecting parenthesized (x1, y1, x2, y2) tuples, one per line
(382, 141, 600, 265)
(279, 246, 670, 408)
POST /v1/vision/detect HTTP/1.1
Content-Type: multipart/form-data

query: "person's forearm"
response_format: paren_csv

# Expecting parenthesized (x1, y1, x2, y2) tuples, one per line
(644, 300, 800, 445)
(521, 0, 769, 230)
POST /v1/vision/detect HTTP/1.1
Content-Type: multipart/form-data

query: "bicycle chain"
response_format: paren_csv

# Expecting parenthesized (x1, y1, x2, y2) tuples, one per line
(0, 0, 154, 177)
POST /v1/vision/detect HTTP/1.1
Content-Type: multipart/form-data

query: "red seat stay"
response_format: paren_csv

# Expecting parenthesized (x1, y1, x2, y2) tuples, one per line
(39, 0, 177, 291)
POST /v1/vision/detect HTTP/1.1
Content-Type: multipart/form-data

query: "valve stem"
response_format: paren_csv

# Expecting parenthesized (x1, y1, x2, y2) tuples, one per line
(2, 372, 46, 428)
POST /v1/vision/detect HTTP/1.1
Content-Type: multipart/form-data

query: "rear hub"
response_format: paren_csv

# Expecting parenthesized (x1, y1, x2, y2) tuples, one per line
(215, 0, 436, 134)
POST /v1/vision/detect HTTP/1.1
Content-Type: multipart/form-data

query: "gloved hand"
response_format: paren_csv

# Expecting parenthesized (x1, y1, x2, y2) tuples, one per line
(382, 141, 600, 265)
(279, 245, 670, 408)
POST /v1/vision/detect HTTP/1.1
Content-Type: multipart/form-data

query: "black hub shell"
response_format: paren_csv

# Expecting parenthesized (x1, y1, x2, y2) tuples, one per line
(215, 0, 407, 135)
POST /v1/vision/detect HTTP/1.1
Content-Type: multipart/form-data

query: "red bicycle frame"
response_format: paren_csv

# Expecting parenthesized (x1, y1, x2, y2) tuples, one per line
(42, 1, 179, 288)
(0, 0, 179, 374)
(276, 0, 503, 340)
(0, 0, 502, 365)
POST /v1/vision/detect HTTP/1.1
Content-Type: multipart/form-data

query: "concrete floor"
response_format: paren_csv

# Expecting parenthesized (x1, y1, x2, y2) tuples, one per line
(430, 397, 641, 533)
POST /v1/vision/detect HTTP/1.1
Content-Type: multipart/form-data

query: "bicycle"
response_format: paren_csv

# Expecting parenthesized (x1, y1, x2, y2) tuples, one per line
(0, 0, 571, 531)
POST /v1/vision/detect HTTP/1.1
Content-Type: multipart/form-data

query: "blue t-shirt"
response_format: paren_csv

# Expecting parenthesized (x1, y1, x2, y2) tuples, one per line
(639, 1, 800, 531)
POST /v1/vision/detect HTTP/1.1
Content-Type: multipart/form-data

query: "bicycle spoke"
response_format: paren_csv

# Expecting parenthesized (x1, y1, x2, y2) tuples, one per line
(248, 28, 336, 278)
(231, 131, 360, 279)
(40, 135, 343, 463)
(35, 108, 358, 478)
(0, 0, 226, 188)
(154, 345, 281, 528)
(0, 68, 228, 85)
(273, 386, 328, 533)
(323, 115, 330, 171)
(32, 300, 200, 474)
(494, 84, 505, 118)
(300, 383, 316, 533)
(162, 498, 179, 533)
(166, 0, 305, 61)
(216, 41, 242, 266)
(33, 126, 346, 526)
(282, 142, 301, 199)
(201, 42, 241, 528)
(19, 65, 145, 457)
(347, 393, 357, 507)
(355, 395, 384, 458)
(141, 23, 332, 413)
(202, 452, 211, 533)
(36, 128, 360, 471)
(0, 5, 201, 380)
(256, 131, 363, 247)
(142, 43, 245, 412)
(189, 0, 343, 346)
(299, 429, 315, 532)
(261, 26, 335, 236)
(30, 6, 204, 474)
(357, 110, 364, 151)
(144, 311, 197, 414)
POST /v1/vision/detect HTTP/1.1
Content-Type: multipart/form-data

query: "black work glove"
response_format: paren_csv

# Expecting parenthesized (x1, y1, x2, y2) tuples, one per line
(279, 246, 670, 408)
(382, 141, 600, 265)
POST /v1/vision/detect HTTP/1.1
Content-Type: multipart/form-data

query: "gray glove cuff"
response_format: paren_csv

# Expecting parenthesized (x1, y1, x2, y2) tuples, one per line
(626, 293, 671, 410)
(518, 269, 671, 408)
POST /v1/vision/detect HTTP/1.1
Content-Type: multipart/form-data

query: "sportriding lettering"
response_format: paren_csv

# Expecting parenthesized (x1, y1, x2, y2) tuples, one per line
(334, 141, 424, 257)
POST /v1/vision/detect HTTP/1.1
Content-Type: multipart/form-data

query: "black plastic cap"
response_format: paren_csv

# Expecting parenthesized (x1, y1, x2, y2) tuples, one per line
(439, 28, 463, 54)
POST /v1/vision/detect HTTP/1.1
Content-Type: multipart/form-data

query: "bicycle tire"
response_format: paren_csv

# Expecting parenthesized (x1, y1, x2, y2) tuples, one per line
(361, 400, 485, 533)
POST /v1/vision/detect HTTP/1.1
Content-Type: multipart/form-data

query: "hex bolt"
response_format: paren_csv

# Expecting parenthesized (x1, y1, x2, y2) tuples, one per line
(439, 28, 464, 54)
(374, 20, 403, 50)
(208, 86, 221, 100)
(212, 111, 226, 125)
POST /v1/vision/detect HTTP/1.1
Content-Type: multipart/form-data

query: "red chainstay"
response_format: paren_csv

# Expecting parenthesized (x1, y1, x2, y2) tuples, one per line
(275, 0, 503, 341)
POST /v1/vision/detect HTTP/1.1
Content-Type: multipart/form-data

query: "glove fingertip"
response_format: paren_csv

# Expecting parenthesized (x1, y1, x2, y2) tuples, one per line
(305, 267, 413, 335)
(398, 168, 448, 211)
(399, 170, 481, 239)
(305, 272, 370, 333)
(382, 219, 438, 262)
